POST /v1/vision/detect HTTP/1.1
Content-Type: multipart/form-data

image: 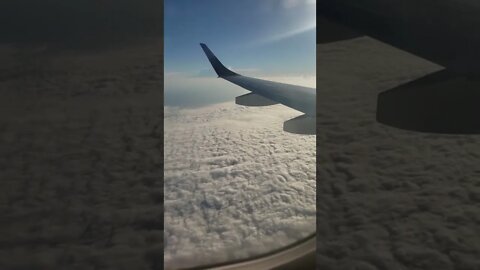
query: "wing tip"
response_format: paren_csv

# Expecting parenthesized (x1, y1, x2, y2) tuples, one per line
(199, 43, 238, 77)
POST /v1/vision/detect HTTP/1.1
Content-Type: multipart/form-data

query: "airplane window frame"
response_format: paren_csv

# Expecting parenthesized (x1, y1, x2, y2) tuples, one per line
(176, 233, 316, 270)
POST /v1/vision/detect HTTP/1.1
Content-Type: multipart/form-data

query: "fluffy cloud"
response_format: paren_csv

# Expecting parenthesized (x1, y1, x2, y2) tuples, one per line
(164, 103, 316, 269)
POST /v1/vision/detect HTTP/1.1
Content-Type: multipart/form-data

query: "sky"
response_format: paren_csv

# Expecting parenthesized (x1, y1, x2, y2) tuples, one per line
(164, 0, 316, 107)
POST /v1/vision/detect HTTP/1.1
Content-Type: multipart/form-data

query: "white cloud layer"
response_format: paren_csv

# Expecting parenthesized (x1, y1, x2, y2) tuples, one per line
(164, 103, 316, 269)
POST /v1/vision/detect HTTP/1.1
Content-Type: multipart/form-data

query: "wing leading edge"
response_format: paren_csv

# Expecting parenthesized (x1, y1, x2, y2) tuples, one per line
(200, 43, 316, 134)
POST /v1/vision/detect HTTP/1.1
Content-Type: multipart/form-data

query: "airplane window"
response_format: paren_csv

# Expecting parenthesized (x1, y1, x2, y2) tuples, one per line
(164, 0, 316, 269)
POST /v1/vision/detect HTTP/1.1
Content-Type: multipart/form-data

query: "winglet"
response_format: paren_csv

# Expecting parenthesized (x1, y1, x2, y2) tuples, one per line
(200, 43, 238, 77)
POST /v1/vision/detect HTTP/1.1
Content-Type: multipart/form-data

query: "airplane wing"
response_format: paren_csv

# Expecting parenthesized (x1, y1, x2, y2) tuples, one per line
(200, 43, 316, 135)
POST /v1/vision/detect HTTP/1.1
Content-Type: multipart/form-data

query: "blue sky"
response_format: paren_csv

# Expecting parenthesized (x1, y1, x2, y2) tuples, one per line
(165, 0, 316, 107)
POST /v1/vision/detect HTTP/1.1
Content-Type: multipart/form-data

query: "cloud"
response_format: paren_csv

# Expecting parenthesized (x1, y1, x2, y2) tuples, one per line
(164, 102, 316, 269)
(248, 22, 316, 47)
(164, 74, 247, 108)
(255, 0, 316, 46)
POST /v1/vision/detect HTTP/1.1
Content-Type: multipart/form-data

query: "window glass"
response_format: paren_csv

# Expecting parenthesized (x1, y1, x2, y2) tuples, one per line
(164, 0, 316, 268)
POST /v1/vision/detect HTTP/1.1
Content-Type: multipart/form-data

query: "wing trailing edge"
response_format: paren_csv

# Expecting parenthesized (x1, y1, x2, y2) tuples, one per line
(235, 93, 278, 106)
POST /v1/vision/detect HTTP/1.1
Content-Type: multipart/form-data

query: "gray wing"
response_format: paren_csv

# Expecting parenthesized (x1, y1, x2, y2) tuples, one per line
(200, 43, 316, 116)
(200, 43, 316, 134)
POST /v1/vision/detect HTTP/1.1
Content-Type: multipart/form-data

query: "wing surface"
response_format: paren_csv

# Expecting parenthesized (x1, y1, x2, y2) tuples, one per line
(200, 43, 316, 116)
